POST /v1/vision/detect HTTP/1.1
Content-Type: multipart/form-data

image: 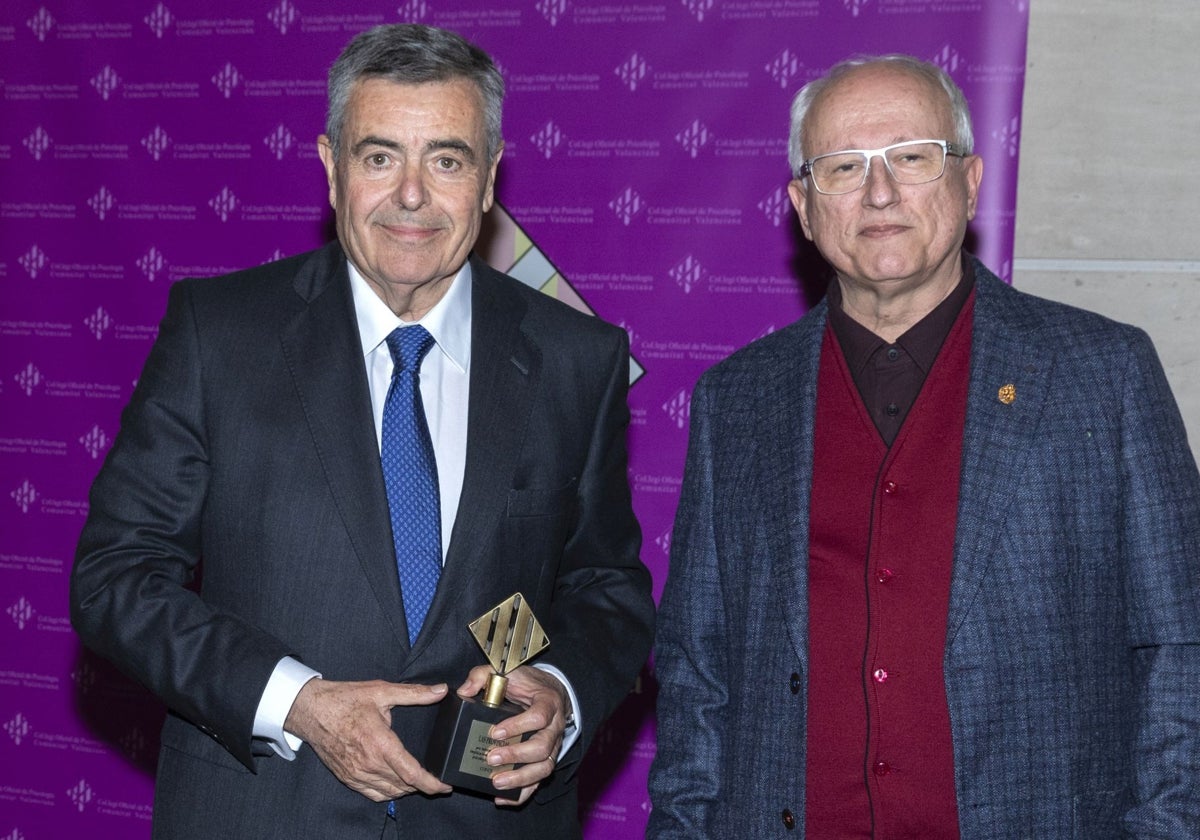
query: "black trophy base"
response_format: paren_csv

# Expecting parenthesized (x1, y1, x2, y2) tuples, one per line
(425, 691, 530, 800)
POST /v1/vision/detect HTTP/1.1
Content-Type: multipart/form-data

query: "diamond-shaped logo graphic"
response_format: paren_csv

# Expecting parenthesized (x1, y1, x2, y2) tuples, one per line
(67, 779, 94, 813)
(616, 53, 649, 92)
(142, 125, 171, 161)
(138, 246, 166, 282)
(654, 527, 672, 556)
(15, 363, 42, 396)
(663, 388, 692, 430)
(609, 187, 643, 226)
(91, 65, 121, 100)
(758, 185, 791, 228)
(267, 0, 298, 34)
(264, 124, 294, 160)
(28, 7, 55, 41)
(669, 255, 704, 294)
(7, 597, 33, 630)
(11, 480, 38, 514)
(531, 120, 564, 160)
(80, 425, 110, 459)
(844, 0, 868, 15)
(537, 0, 567, 25)
(398, 0, 429, 19)
(212, 62, 241, 98)
(20, 245, 48, 278)
(121, 726, 147, 762)
(994, 116, 1020, 157)
(676, 119, 710, 159)
(682, 0, 715, 22)
(210, 186, 238, 221)
(71, 660, 97, 694)
(4, 712, 31, 745)
(85, 306, 112, 340)
(932, 44, 963, 76)
(88, 186, 115, 220)
(767, 48, 801, 91)
(23, 126, 52, 161)
(145, 2, 173, 38)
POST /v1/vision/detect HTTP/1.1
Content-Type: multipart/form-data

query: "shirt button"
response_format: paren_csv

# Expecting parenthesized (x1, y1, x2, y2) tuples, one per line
(886, 347, 900, 361)
(885, 403, 899, 417)
(872, 668, 889, 683)
(789, 672, 801, 694)
(782, 809, 796, 830)
(876, 568, 895, 584)
(873, 761, 891, 777)
(882, 480, 898, 495)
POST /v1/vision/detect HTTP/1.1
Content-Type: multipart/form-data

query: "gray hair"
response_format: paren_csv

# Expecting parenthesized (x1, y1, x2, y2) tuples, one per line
(787, 54, 974, 178)
(325, 24, 505, 163)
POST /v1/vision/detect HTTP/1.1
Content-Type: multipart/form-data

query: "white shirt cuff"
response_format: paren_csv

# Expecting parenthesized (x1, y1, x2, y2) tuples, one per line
(252, 656, 321, 760)
(533, 663, 581, 760)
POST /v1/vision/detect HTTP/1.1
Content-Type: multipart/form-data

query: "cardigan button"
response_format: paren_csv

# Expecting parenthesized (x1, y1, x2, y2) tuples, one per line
(789, 672, 801, 694)
(781, 809, 796, 830)
(873, 761, 891, 777)
(876, 567, 895, 584)
(882, 480, 898, 495)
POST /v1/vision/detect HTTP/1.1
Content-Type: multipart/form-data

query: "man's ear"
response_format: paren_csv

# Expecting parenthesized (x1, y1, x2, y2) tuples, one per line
(788, 178, 814, 241)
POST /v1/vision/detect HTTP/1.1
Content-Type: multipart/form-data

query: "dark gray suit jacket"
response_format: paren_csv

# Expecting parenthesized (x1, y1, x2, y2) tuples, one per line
(71, 242, 654, 839)
(648, 260, 1200, 838)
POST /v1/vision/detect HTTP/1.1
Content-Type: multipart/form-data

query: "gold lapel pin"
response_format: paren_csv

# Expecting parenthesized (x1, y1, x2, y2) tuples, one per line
(998, 383, 1016, 405)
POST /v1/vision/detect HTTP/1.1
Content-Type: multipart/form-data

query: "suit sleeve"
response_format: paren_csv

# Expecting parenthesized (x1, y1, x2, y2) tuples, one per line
(69, 280, 292, 769)
(536, 326, 655, 769)
(646, 374, 728, 837)
(1117, 328, 1200, 835)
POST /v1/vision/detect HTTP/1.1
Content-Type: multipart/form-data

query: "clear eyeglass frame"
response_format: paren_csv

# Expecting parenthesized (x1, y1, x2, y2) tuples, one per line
(799, 139, 967, 195)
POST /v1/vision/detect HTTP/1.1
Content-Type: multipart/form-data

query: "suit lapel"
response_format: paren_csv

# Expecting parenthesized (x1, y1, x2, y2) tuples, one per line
(409, 257, 537, 660)
(278, 245, 409, 651)
(948, 267, 1054, 648)
(764, 306, 827, 671)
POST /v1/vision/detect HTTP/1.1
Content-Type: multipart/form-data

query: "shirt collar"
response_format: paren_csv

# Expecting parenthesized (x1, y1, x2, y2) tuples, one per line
(348, 260, 472, 373)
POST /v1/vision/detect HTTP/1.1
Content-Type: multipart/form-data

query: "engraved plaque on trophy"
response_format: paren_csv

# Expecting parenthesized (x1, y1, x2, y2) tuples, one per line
(425, 592, 550, 799)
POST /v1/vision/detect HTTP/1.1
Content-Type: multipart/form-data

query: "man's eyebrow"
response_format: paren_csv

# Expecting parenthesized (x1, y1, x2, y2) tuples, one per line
(426, 138, 477, 163)
(351, 136, 401, 156)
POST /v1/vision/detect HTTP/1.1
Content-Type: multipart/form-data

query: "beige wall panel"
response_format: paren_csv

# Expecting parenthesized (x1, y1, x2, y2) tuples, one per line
(1015, 0, 1200, 260)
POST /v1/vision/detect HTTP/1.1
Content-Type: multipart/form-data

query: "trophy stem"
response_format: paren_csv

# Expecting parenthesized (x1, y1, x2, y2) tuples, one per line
(483, 673, 508, 708)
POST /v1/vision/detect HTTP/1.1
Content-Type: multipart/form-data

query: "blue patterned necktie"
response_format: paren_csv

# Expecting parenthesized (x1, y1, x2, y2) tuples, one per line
(381, 325, 441, 646)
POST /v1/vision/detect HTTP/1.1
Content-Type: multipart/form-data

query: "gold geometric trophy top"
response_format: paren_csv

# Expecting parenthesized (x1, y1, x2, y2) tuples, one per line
(468, 592, 550, 676)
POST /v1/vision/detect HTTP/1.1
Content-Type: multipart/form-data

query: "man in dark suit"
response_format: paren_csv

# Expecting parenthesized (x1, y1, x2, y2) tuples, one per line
(70, 24, 653, 839)
(648, 55, 1200, 837)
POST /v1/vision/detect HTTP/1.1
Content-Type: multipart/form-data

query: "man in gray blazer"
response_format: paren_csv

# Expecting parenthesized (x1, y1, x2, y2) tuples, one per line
(70, 24, 653, 839)
(648, 55, 1200, 837)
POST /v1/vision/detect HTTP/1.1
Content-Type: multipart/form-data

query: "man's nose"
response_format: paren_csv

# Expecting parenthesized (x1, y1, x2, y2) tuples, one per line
(861, 153, 900, 207)
(394, 162, 429, 210)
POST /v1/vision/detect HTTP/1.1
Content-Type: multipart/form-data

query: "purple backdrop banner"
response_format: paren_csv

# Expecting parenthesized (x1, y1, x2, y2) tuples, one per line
(0, 1, 1028, 837)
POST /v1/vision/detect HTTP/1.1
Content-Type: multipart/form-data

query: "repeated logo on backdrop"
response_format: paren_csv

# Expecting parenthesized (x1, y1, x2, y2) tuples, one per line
(0, 1, 1027, 837)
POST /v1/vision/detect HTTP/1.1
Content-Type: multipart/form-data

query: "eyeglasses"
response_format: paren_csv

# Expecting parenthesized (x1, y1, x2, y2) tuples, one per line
(799, 139, 967, 195)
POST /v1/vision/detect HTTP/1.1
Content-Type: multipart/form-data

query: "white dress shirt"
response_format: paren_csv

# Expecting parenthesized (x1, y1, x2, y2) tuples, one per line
(251, 260, 579, 761)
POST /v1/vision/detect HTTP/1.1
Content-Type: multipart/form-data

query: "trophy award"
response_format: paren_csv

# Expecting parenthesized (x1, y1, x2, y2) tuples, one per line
(425, 592, 550, 799)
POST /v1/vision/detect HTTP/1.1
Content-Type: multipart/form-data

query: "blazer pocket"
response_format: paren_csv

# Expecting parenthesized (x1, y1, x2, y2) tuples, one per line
(159, 712, 252, 775)
(506, 478, 578, 518)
